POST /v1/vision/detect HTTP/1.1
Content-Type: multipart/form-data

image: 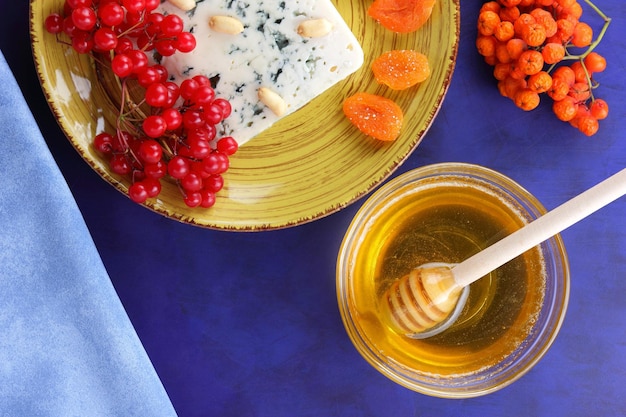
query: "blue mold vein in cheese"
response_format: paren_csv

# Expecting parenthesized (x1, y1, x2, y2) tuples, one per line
(157, 0, 364, 145)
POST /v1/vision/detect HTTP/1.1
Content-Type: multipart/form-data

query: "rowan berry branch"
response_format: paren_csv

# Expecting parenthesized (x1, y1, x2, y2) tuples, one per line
(476, 0, 612, 136)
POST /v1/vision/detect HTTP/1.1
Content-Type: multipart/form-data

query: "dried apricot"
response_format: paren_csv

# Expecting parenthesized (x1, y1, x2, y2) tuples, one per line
(372, 50, 430, 90)
(368, 0, 436, 33)
(343, 93, 403, 141)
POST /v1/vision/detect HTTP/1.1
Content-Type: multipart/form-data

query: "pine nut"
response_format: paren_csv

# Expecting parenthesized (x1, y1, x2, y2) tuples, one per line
(258, 87, 287, 116)
(209, 15, 245, 35)
(166, 0, 196, 12)
(297, 18, 333, 38)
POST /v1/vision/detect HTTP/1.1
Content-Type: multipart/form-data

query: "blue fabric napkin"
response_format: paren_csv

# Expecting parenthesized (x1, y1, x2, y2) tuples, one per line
(0, 51, 177, 416)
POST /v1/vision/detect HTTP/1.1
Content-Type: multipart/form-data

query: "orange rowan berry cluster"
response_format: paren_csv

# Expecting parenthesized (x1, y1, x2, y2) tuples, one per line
(476, 0, 611, 136)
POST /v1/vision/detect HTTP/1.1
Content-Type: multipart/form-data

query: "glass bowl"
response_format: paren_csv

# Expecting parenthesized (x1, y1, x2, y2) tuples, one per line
(336, 162, 570, 398)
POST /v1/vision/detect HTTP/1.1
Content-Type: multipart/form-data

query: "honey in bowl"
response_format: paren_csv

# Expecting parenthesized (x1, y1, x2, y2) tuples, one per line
(337, 163, 569, 397)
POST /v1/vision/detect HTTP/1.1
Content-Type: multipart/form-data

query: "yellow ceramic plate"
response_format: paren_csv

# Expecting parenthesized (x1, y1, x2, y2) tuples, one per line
(30, 0, 460, 231)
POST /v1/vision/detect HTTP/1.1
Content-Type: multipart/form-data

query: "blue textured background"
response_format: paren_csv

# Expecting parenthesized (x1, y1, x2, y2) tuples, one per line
(2, 0, 625, 416)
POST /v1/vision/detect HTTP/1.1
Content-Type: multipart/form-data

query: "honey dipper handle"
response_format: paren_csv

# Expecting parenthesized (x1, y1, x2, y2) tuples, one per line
(452, 168, 626, 288)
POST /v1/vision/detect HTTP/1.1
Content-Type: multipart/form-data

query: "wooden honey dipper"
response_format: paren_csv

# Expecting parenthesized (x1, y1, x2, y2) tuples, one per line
(383, 168, 626, 339)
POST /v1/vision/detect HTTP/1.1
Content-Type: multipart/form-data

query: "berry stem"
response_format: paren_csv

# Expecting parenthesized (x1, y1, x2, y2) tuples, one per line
(560, 0, 611, 62)
(116, 10, 148, 40)
(545, 0, 611, 104)
(582, 0, 611, 26)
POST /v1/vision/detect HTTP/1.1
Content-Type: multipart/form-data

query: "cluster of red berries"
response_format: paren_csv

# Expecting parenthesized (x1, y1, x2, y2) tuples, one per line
(476, 0, 611, 136)
(45, 0, 238, 208)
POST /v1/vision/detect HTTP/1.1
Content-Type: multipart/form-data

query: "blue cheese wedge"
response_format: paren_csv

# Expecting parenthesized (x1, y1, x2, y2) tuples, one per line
(157, 0, 364, 146)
